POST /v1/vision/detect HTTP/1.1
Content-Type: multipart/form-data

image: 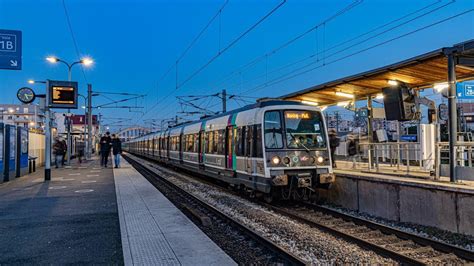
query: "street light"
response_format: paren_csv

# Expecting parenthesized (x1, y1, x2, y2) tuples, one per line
(45, 56, 94, 81)
(46, 55, 94, 165)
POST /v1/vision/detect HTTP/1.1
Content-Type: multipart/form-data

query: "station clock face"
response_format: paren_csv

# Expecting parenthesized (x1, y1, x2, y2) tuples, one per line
(17, 87, 36, 104)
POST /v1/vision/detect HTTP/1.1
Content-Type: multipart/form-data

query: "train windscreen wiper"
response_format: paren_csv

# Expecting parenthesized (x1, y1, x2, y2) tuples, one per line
(289, 132, 310, 153)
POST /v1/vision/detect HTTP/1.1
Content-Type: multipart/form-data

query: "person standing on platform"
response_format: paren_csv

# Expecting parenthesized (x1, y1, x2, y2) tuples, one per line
(100, 132, 112, 167)
(328, 129, 340, 168)
(53, 137, 64, 168)
(111, 134, 122, 168)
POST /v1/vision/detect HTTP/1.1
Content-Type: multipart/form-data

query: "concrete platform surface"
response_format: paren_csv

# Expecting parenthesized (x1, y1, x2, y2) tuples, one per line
(114, 157, 236, 266)
(0, 159, 123, 264)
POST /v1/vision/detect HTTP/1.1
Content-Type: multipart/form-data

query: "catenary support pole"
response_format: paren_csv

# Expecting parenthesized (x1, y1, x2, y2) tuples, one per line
(87, 84, 93, 159)
(45, 80, 52, 181)
(222, 89, 227, 113)
(367, 95, 373, 169)
(447, 53, 457, 182)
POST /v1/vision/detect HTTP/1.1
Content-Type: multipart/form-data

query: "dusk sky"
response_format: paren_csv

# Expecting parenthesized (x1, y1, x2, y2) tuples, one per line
(0, 0, 473, 130)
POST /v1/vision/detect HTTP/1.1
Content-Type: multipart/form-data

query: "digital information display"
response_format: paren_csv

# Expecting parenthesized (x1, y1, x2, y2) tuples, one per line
(48, 80, 78, 109)
(285, 112, 310, 120)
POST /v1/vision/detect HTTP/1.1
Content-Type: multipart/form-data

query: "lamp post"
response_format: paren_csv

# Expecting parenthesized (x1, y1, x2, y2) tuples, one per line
(45, 56, 93, 165)
(78, 94, 88, 160)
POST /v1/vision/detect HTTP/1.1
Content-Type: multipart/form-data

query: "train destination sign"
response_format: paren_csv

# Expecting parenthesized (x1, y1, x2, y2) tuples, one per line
(0, 29, 22, 70)
(286, 112, 310, 119)
(48, 80, 78, 109)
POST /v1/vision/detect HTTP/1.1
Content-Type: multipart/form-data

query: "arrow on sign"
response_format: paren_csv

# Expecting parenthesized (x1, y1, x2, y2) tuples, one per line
(10, 60, 18, 67)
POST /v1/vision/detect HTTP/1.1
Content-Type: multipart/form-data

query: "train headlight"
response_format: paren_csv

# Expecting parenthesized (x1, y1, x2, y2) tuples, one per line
(283, 157, 290, 165)
(271, 156, 281, 165)
(316, 156, 325, 164)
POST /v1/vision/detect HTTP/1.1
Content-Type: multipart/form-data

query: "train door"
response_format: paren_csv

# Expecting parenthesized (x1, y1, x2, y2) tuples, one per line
(225, 126, 231, 169)
(179, 133, 183, 162)
(198, 130, 204, 166)
(245, 125, 255, 175)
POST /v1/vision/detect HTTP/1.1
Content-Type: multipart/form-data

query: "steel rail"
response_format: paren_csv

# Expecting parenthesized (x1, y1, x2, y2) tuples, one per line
(123, 154, 306, 266)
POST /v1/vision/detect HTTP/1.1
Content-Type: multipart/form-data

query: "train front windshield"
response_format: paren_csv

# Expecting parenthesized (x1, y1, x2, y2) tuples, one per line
(264, 110, 326, 150)
(284, 111, 326, 149)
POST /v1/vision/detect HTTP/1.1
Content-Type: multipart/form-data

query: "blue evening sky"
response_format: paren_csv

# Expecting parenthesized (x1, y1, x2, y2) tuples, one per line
(0, 0, 473, 130)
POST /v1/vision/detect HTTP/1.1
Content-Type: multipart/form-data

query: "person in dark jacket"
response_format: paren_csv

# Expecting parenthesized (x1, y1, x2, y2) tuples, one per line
(328, 129, 340, 168)
(53, 137, 64, 168)
(111, 134, 122, 168)
(60, 138, 67, 166)
(100, 132, 112, 167)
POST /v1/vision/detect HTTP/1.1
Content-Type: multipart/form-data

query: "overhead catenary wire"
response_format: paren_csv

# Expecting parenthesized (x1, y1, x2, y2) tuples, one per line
(138, 0, 287, 123)
(238, 8, 474, 97)
(62, 0, 88, 83)
(222, 0, 453, 94)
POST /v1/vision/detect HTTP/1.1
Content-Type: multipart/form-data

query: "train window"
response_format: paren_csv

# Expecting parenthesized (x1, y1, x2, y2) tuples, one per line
(193, 133, 199, 152)
(255, 125, 263, 158)
(216, 130, 225, 155)
(236, 127, 245, 156)
(207, 131, 213, 153)
(264, 111, 283, 149)
(246, 126, 253, 157)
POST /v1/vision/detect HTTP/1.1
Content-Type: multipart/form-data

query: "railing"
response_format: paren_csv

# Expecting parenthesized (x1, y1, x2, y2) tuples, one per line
(357, 142, 425, 176)
(435, 141, 474, 180)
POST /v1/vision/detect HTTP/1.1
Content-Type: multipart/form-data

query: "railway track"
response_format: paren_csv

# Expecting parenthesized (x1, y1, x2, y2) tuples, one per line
(126, 153, 474, 265)
(264, 203, 474, 265)
(123, 154, 306, 266)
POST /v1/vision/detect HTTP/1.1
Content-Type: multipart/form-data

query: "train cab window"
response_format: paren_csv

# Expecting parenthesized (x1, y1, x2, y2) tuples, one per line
(284, 110, 327, 149)
(264, 111, 283, 149)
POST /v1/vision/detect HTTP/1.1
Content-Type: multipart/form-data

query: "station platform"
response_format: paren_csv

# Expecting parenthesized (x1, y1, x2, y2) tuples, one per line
(0, 156, 235, 265)
(0, 158, 123, 264)
(319, 160, 474, 236)
(114, 158, 235, 265)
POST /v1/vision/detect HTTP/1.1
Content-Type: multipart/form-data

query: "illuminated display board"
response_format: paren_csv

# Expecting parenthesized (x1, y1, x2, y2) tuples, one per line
(285, 112, 310, 120)
(48, 80, 78, 109)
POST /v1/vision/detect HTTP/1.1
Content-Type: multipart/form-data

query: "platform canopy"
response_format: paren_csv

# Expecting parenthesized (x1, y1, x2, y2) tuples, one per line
(281, 39, 474, 106)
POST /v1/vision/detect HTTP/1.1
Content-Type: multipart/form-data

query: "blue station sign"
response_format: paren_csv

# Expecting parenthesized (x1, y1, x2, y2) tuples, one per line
(456, 82, 474, 99)
(0, 29, 22, 70)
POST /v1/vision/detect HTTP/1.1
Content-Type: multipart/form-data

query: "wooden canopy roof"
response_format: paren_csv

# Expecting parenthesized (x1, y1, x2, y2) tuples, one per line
(282, 40, 474, 106)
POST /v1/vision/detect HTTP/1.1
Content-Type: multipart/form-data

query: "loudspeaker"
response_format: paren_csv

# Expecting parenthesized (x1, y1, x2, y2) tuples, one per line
(383, 84, 416, 121)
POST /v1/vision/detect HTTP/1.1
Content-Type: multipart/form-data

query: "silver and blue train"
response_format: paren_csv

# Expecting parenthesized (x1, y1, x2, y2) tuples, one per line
(123, 100, 335, 201)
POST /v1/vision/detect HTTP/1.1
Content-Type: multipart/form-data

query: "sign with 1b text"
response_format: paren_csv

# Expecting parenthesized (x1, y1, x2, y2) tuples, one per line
(0, 29, 22, 70)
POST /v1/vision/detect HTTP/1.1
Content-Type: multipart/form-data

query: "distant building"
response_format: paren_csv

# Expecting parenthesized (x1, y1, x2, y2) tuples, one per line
(117, 126, 151, 141)
(0, 104, 45, 132)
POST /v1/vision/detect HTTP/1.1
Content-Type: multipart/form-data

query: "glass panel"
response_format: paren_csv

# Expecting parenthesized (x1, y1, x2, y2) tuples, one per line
(284, 110, 326, 149)
(264, 111, 283, 149)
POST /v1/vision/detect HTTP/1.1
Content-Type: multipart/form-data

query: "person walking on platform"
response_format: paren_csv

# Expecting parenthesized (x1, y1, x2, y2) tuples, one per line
(111, 134, 122, 168)
(76, 139, 85, 164)
(53, 137, 65, 168)
(328, 129, 340, 168)
(100, 132, 112, 167)
(60, 138, 67, 166)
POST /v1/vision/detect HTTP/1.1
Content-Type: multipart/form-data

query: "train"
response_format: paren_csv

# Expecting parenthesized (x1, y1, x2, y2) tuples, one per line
(123, 100, 335, 202)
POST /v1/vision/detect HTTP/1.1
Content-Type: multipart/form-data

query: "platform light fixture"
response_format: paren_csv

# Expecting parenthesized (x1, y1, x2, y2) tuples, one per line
(434, 82, 449, 91)
(335, 91, 354, 99)
(375, 93, 384, 99)
(387, 80, 398, 86)
(337, 101, 351, 107)
(301, 100, 319, 106)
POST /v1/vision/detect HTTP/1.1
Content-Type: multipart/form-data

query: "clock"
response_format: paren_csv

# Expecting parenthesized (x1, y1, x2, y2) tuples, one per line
(17, 87, 36, 104)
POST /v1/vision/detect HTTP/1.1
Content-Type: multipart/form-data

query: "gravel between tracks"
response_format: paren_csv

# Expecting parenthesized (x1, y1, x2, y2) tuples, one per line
(143, 162, 395, 264)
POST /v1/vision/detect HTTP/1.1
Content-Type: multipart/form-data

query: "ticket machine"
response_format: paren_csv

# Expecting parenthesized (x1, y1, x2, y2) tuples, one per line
(16, 127, 29, 177)
(3, 124, 16, 182)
